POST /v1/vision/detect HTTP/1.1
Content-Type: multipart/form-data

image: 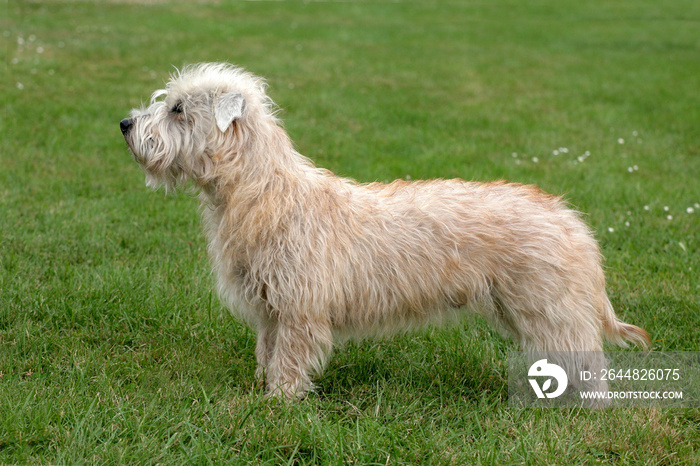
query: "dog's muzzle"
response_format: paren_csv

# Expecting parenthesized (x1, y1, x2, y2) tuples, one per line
(120, 118, 134, 136)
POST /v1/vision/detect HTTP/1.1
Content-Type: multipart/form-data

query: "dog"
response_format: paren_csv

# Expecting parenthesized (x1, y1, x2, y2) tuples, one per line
(120, 63, 650, 400)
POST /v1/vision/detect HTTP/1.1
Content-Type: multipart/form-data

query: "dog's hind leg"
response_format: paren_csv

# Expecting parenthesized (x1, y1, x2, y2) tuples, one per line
(497, 285, 613, 406)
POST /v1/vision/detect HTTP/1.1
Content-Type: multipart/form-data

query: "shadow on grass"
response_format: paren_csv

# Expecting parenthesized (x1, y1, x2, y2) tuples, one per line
(315, 325, 511, 406)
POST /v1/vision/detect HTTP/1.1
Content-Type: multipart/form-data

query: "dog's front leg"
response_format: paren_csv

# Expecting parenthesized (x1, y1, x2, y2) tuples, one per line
(254, 317, 278, 388)
(264, 316, 333, 399)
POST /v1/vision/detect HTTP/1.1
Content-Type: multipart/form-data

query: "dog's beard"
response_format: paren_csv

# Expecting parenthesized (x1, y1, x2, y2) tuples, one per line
(124, 134, 152, 165)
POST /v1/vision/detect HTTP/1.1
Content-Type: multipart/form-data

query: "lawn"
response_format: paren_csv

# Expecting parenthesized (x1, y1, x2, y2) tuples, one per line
(2, 0, 699, 463)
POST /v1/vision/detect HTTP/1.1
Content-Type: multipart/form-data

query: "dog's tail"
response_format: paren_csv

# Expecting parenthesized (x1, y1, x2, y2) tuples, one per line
(600, 296, 651, 349)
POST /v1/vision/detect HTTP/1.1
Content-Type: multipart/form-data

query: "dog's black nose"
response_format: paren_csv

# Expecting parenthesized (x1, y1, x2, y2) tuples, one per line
(120, 118, 134, 135)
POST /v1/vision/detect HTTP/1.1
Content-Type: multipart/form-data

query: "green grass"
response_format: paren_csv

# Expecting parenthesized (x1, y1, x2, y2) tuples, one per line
(2, 0, 699, 463)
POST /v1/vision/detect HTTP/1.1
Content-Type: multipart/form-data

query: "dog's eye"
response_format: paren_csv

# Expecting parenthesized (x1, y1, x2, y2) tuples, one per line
(171, 102, 183, 114)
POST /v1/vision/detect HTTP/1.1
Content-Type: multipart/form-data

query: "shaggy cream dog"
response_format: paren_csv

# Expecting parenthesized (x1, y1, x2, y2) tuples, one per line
(120, 63, 649, 400)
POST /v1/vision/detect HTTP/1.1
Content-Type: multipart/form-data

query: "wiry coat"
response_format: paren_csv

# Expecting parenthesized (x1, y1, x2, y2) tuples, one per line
(121, 63, 650, 400)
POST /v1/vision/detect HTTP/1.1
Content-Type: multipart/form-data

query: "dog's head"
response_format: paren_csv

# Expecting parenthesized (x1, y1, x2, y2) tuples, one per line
(120, 63, 271, 191)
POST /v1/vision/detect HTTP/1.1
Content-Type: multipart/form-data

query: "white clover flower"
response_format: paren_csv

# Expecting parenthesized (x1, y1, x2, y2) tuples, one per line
(618, 138, 625, 144)
(608, 227, 615, 233)
(532, 157, 539, 163)
(644, 205, 650, 211)
(687, 207, 695, 214)
(667, 215, 673, 220)
(664, 206, 669, 211)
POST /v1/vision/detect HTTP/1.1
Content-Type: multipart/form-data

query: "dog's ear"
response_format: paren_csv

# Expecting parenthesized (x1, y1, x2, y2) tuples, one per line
(214, 92, 246, 132)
